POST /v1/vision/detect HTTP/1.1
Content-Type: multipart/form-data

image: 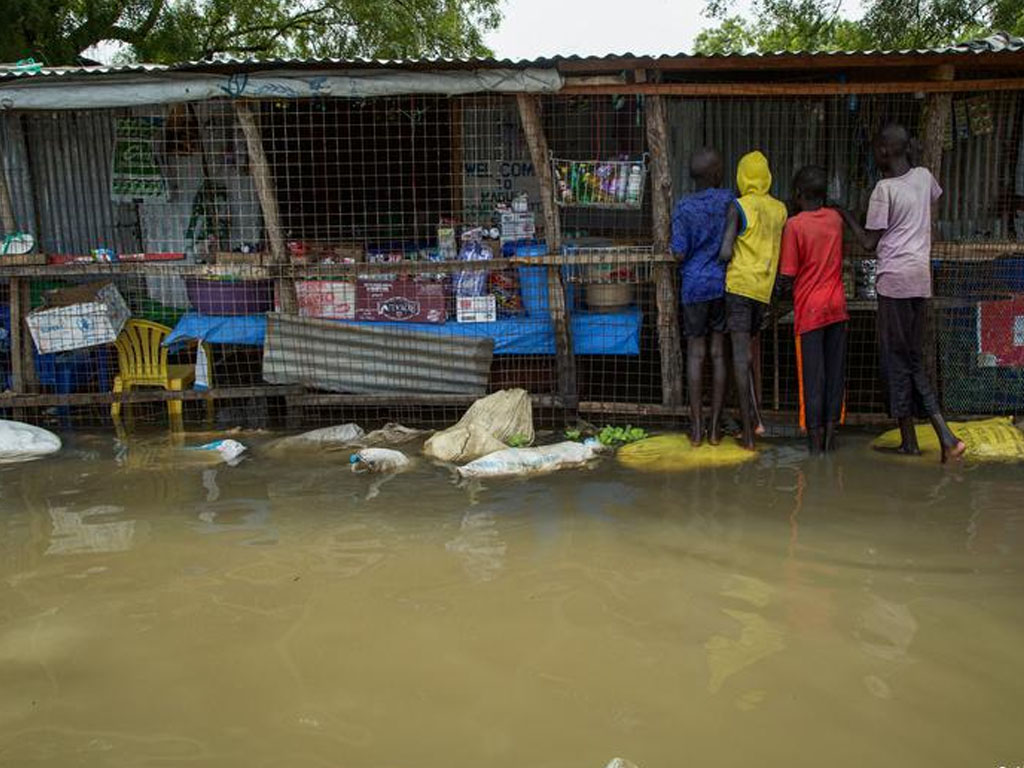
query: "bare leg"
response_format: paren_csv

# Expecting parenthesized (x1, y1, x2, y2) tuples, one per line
(687, 336, 707, 446)
(748, 367, 764, 437)
(731, 330, 755, 450)
(750, 334, 765, 436)
(709, 332, 726, 445)
(808, 427, 825, 455)
(824, 422, 838, 452)
(929, 413, 966, 463)
(898, 416, 921, 455)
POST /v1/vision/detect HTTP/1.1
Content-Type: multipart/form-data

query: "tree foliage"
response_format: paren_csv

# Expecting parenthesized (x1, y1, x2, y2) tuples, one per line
(695, 0, 1024, 54)
(5, 0, 503, 66)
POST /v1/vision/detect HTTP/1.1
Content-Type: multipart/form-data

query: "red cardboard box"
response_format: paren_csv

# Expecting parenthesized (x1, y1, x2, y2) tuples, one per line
(978, 294, 1024, 367)
(296, 280, 356, 319)
(355, 277, 448, 323)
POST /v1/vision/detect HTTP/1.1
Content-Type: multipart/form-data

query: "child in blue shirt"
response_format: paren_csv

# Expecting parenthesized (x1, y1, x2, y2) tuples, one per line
(671, 148, 734, 445)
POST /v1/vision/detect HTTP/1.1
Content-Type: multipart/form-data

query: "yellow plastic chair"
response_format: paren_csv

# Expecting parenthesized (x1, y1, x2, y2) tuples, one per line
(111, 319, 214, 431)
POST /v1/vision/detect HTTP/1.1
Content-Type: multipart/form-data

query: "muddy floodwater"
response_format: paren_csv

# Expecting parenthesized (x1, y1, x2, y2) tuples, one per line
(1, 430, 1022, 767)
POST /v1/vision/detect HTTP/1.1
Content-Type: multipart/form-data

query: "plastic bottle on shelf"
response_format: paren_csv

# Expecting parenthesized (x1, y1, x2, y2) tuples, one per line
(626, 165, 643, 204)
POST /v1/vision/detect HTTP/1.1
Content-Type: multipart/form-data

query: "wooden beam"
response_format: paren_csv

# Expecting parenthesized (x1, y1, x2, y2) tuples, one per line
(560, 77, 1024, 97)
(644, 94, 683, 409)
(555, 51, 1024, 74)
(516, 93, 577, 409)
(234, 100, 298, 314)
(514, 94, 561, 251)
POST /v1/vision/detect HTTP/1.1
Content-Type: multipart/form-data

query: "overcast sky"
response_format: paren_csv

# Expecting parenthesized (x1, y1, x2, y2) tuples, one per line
(485, 0, 727, 59)
(483, 0, 864, 59)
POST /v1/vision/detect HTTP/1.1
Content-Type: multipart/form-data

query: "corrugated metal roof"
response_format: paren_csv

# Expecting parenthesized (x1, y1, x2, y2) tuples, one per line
(2, 32, 1023, 81)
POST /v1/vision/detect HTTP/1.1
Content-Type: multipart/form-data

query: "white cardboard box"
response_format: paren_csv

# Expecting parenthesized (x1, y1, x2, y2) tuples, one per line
(26, 283, 130, 354)
(457, 295, 497, 323)
(295, 280, 356, 319)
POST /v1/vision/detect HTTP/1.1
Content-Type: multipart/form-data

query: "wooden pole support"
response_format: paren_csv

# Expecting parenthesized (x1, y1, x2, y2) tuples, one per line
(644, 93, 683, 409)
(0, 156, 16, 234)
(234, 101, 298, 314)
(516, 93, 576, 408)
(920, 81, 953, 392)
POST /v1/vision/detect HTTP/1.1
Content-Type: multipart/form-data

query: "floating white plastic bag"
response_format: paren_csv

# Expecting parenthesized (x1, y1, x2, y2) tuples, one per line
(188, 439, 247, 466)
(0, 420, 61, 463)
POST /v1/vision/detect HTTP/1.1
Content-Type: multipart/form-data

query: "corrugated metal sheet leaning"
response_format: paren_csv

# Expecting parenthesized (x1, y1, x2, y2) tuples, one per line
(262, 313, 495, 396)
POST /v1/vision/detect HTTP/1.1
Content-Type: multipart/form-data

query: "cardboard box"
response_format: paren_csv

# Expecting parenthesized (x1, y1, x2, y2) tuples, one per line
(296, 280, 356, 319)
(26, 282, 130, 354)
(499, 212, 535, 240)
(457, 295, 497, 323)
(356, 277, 447, 324)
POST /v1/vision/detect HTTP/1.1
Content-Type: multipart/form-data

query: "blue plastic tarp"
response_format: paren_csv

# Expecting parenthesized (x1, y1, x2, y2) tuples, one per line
(164, 308, 643, 356)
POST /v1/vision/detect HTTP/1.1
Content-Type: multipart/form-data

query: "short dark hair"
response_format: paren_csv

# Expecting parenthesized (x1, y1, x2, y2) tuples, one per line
(878, 123, 910, 155)
(793, 165, 827, 201)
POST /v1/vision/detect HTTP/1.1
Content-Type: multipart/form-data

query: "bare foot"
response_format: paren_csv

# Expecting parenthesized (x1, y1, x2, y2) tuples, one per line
(689, 425, 703, 448)
(872, 445, 923, 457)
(754, 422, 766, 437)
(942, 440, 966, 464)
(708, 422, 722, 446)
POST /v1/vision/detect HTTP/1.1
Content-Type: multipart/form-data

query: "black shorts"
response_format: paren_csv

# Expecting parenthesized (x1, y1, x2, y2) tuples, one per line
(725, 292, 768, 334)
(877, 295, 940, 419)
(681, 297, 726, 337)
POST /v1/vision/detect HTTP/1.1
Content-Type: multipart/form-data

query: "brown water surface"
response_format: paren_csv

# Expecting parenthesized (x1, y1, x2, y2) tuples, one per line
(1, 431, 1022, 767)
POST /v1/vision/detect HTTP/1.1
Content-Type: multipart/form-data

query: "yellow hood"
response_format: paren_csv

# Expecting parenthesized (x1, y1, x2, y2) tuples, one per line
(736, 150, 772, 196)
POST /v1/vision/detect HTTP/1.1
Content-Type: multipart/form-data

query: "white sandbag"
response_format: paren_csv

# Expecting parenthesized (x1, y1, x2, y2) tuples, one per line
(424, 388, 533, 464)
(425, 423, 508, 465)
(0, 420, 61, 463)
(268, 423, 366, 452)
(350, 448, 410, 474)
(362, 423, 428, 446)
(456, 440, 600, 479)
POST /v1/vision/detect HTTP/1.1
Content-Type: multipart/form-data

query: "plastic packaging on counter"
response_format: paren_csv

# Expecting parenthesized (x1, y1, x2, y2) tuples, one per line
(453, 239, 493, 298)
(350, 448, 411, 474)
(456, 440, 601, 479)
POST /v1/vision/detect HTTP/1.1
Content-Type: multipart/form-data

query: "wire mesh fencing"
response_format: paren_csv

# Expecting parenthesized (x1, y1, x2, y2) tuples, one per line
(0, 88, 1021, 432)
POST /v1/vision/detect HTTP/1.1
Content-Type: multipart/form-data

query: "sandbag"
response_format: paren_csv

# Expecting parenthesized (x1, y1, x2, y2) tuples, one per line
(617, 434, 757, 472)
(350, 448, 410, 474)
(424, 389, 533, 464)
(456, 441, 600, 479)
(361, 423, 428, 446)
(267, 423, 366, 453)
(0, 420, 61, 463)
(872, 417, 1024, 462)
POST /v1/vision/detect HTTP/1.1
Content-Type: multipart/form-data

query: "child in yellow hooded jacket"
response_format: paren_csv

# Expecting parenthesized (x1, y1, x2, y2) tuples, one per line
(719, 150, 788, 449)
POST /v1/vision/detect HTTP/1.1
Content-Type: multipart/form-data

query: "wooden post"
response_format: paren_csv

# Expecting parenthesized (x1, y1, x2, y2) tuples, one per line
(644, 92, 684, 409)
(920, 67, 954, 393)
(234, 101, 297, 314)
(0, 157, 16, 234)
(516, 94, 577, 409)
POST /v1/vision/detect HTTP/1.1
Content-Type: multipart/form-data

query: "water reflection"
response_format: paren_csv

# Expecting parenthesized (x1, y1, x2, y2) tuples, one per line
(46, 504, 136, 556)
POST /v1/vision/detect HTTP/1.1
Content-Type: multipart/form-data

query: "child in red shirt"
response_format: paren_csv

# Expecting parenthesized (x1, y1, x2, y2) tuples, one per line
(779, 166, 849, 454)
